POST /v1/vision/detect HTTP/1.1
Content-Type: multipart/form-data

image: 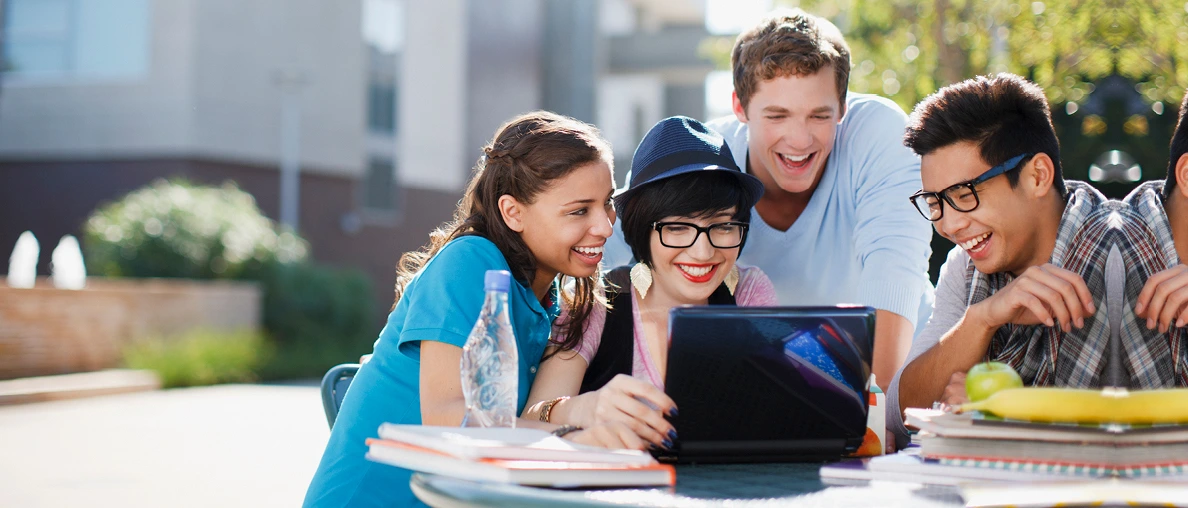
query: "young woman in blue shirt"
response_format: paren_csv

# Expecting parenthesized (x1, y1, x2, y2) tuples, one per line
(303, 111, 654, 507)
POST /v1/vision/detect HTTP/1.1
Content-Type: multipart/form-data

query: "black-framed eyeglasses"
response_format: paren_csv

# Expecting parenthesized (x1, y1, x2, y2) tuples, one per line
(653, 221, 749, 249)
(908, 153, 1033, 221)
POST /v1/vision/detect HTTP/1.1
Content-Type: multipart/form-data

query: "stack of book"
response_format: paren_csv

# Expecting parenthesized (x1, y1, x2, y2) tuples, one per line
(364, 424, 675, 488)
(906, 408, 1188, 478)
(821, 408, 1188, 486)
(821, 407, 1188, 506)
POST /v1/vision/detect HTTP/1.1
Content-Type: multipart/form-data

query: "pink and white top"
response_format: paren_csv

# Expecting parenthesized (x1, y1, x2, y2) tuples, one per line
(555, 265, 778, 389)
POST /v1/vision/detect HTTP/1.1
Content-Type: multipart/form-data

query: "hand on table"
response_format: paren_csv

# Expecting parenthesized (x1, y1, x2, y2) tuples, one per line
(565, 422, 647, 451)
(562, 374, 676, 448)
(1136, 265, 1188, 333)
(969, 263, 1095, 331)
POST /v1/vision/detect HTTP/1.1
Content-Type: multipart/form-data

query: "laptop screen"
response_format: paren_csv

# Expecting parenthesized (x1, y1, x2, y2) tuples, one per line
(662, 306, 876, 462)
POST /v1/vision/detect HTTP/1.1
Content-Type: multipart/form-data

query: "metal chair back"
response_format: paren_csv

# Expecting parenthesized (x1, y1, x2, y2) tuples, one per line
(320, 363, 360, 428)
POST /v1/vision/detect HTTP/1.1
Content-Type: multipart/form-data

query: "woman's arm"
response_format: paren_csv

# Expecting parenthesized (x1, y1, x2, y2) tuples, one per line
(419, 340, 468, 425)
(522, 344, 675, 447)
(522, 346, 589, 421)
(419, 340, 575, 427)
(420, 340, 644, 449)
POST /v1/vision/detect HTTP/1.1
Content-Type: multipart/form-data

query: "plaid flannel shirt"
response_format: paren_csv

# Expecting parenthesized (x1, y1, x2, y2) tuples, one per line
(966, 181, 1111, 387)
(1120, 181, 1187, 387)
(966, 180, 1188, 389)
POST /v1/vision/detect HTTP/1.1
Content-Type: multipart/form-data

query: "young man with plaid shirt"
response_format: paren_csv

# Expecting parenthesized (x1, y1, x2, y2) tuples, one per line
(886, 74, 1114, 448)
(1122, 90, 1188, 384)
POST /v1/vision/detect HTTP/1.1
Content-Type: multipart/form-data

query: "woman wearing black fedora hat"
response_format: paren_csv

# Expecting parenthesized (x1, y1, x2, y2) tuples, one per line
(522, 116, 777, 449)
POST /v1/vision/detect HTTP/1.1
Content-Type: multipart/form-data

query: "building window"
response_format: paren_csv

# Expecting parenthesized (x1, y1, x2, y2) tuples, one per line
(363, 157, 399, 212)
(367, 81, 397, 134)
(3, 0, 150, 80)
(363, 0, 401, 135)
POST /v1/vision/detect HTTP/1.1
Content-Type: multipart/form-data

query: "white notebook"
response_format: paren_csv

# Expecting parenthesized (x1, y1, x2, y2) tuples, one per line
(376, 424, 655, 464)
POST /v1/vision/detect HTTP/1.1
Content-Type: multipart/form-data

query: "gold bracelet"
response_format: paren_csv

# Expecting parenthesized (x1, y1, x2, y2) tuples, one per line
(539, 396, 570, 423)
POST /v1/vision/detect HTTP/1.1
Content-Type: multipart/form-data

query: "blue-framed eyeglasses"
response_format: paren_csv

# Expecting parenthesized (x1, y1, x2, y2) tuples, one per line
(908, 153, 1033, 221)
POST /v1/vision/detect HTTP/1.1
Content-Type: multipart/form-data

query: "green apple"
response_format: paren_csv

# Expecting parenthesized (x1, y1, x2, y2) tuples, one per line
(965, 362, 1024, 402)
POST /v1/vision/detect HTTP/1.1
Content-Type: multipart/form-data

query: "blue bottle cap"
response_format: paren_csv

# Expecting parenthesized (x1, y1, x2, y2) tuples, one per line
(484, 270, 511, 293)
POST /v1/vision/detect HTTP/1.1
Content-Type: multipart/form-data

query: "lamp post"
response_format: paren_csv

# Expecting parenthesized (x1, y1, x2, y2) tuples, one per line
(274, 70, 308, 231)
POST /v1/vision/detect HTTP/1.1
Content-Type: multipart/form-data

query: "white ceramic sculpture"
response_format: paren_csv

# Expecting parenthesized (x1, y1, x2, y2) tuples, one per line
(51, 235, 87, 290)
(7, 231, 39, 288)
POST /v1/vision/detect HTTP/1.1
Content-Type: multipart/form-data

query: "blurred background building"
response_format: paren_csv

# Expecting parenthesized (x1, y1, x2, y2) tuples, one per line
(0, 0, 722, 315)
(2, 0, 1181, 316)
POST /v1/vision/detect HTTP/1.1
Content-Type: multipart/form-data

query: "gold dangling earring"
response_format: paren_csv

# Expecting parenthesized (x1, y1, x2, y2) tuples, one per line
(630, 262, 653, 300)
(724, 265, 740, 295)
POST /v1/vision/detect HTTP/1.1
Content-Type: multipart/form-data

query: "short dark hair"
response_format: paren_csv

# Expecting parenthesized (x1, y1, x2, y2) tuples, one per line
(1166, 91, 1188, 198)
(620, 172, 755, 267)
(903, 73, 1066, 198)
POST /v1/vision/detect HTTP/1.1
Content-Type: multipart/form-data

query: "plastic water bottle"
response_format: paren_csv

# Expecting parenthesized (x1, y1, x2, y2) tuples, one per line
(460, 270, 519, 428)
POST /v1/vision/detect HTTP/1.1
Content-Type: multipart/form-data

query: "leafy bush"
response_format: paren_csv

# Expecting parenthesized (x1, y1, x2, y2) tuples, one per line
(83, 178, 308, 279)
(124, 329, 273, 388)
(85, 178, 378, 381)
(254, 262, 376, 380)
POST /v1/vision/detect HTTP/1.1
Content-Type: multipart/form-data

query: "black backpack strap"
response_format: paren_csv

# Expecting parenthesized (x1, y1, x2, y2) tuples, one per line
(580, 266, 635, 394)
(578, 266, 737, 393)
(707, 279, 736, 305)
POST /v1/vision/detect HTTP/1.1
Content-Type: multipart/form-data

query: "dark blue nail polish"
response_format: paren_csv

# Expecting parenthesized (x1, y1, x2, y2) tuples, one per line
(668, 429, 678, 440)
(669, 407, 679, 417)
(662, 438, 673, 449)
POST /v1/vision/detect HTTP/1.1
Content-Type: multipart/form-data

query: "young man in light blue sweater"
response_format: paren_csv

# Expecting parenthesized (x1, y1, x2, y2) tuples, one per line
(707, 9, 934, 393)
(605, 9, 933, 394)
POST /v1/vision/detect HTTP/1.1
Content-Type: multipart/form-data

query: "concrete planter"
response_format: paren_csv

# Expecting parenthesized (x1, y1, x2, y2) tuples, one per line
(0, 277, 260, 379)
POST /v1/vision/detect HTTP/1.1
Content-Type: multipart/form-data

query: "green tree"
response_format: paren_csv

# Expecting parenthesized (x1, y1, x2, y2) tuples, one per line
(705, 0, 1188, 280)
(777, 0, 1186, 111)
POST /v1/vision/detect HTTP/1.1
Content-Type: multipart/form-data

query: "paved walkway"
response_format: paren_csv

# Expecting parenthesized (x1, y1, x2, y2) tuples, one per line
(0, 384, 330, 507)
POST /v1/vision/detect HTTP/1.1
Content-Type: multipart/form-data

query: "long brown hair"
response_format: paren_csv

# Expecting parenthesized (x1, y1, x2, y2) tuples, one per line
(393, 111, 610, 354)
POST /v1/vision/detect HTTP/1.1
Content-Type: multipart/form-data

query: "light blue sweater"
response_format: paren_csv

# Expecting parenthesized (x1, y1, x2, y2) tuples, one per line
(605, 93, 934, 332)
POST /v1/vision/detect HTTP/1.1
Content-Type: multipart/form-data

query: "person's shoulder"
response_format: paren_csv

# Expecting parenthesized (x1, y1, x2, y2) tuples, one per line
(705, 115, 746, 144)
(929, 245, 972, 304)
(1122, 180, 1167, 207)
(736, 264, 773, 289)
(844, 92, 908, 114)
(841, 92, 910, 127)
(705, 115, 742, 134)
(1061, 180, 1113, 222)
(735, 264, 778, 306)
(424, 236, 509, 275)
(704, 115, 750, 170)
(737, 264, 767, 279)
(939, 245, 972, 280)
(439, 235, 501, 257)
(941, 243, 970, 264)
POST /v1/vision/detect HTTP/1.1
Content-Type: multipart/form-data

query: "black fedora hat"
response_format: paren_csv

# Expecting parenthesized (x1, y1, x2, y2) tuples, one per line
(613, 116, 765, 212)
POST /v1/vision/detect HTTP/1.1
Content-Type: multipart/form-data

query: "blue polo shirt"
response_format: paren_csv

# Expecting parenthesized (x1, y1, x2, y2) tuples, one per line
(303, 236, 559, 507)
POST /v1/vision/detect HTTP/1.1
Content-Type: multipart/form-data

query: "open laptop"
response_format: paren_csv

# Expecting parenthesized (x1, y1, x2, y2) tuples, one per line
(656, 306, 876, 464)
